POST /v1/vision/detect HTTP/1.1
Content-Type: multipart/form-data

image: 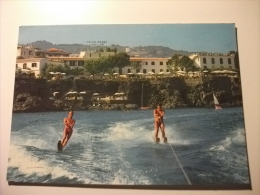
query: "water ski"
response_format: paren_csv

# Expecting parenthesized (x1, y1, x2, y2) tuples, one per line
(57, 140, 62, 152)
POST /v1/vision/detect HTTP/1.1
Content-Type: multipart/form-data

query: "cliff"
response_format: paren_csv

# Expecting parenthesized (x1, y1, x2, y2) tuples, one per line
(12, 76, 243, 112)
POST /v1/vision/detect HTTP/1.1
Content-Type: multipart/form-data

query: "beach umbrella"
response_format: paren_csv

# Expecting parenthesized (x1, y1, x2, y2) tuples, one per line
(211, 70, 221, 74)
(158, 72, 165, 75)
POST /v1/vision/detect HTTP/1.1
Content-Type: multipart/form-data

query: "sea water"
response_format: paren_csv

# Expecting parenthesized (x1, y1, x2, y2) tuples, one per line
(6, 107, 251, 188)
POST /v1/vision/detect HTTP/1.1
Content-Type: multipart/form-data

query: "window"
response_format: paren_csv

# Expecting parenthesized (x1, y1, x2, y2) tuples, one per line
(228, 58, 231, 64)
(160, 61, 163, 65)
(89, 53, 92, 57)
(16, 64, 18, 68)
(151, 61, 155, 65)
(203, 66, 207, 69)
(220, 58, 223, 64)
(136, 69, 140, 73)
(127, 69, 131, 73)
(211, 58, 215, 64)
(78, 61, 84, 66)
(145, 62, 148, 65)
(143, 69, 147, 74)
(152, 69, 155, 73)
(160, 69, 163, 72)
(166, 69, 169, 72)
(32, 63, 37, 68)
(70, 61, 75, 66)
(23, 63, 27, 69)
(203, 58, 207, 64)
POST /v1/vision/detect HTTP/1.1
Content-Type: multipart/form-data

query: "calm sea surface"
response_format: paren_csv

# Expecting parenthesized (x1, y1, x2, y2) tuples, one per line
(7, 107, 251, 188)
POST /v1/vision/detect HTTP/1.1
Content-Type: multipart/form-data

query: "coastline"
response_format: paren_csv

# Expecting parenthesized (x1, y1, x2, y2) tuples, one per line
(12, 76, 243, 113)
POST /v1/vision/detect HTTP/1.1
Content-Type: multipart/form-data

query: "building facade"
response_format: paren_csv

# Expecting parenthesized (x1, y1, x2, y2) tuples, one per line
(44, 48, 71, 57)
(16, 58, 48, 77)
(79, 51, 116, 59)
(17, 46, 36, 59)
(189, 53, 235, 70)
(115, 57, 171, 75)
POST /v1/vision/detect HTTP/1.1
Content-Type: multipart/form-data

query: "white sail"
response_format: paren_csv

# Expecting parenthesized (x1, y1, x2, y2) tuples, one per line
(213, 94, 222, 110)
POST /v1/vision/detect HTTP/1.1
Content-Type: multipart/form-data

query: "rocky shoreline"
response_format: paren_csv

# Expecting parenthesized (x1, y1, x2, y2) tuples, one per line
(12, 76, 243, 112)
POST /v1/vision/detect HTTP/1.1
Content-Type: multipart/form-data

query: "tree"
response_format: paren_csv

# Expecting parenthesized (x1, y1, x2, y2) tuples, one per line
(112, 52, 130, 69)
(179, 55, 198, 71)
(84, 52, 130, 78)
(167, 54, 198, 72)
(42, 63, 70, 77)
(167, 54, 181, 72)
(84, 59, 102, 79)
(130, 61, 141, 73)
(70, 67, 84, 76)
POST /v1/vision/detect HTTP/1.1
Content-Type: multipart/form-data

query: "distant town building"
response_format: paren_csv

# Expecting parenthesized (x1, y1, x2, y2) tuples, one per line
(44, 48, 70, 57)
(189, 53, 235, 70)
(79, 51, 116, 59)
(17, 45, 38, 59)
(125, 47, 131, 53)
(16, 58, 48, 77)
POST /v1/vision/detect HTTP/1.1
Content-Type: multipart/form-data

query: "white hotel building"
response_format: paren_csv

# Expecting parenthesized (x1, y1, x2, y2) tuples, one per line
(49, 52, 236, 75)
(16, 46, 236, 77)
(189, 53, 235, 71)
(116, 57, 171, 75)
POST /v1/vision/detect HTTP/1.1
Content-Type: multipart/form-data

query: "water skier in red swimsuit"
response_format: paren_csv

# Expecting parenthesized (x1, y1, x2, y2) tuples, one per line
(154, 103, 167, 143)
(60, 110, 76, 149)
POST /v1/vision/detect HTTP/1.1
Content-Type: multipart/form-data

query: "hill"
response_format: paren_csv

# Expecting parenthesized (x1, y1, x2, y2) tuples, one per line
(25, 40, 194, 57)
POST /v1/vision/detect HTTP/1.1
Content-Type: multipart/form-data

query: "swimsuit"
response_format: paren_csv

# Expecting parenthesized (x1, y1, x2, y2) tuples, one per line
(64, 125, 73, 134)
(155, 110, 164, 126)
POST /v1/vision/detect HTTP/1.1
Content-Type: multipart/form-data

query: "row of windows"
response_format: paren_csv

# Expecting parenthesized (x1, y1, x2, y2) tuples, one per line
(127, 69, 170, 74)
(67, 61, 84, 66)
(132, 61, 166, 66)
(16, 63, 37, 69)
(203, 65, 233, 70)
(202, 57, 232, 64)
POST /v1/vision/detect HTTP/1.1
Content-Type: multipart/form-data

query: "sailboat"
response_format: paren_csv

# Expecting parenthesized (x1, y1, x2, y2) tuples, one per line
(141, 83, 150, 110)
(213, 93, 222, 110)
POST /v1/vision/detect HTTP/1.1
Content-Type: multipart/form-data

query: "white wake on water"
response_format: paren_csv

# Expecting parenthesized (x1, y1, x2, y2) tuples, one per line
(8, 144, 78, 181)
(209, 128, 246, 152)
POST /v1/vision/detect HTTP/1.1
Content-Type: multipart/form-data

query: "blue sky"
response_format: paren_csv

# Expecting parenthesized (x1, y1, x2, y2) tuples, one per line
(18, 24, 237, 53)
